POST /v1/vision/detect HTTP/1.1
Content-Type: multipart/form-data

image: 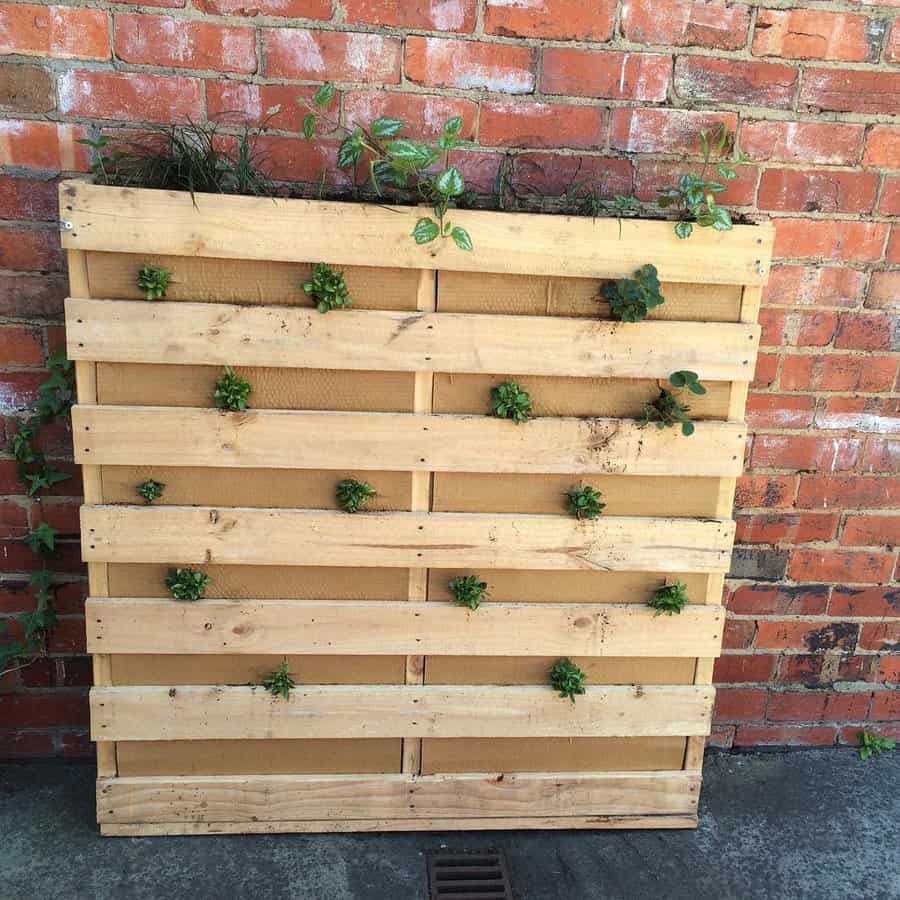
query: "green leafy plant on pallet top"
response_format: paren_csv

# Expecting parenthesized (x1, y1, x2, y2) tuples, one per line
(136, 479, 165, 504)
(165, 568, 212, 602)
(448, 575, 488, 611)
(858, 730, 895, 761)
(137, 264, 172, 300)
(303, 262, 353, 313)
(336, 478, 376, 513)
(300, 83, 473, 251)
(641, 371, 708, 437)
(566, 486, 605, 520)
(549, 657, 587, 703)
(648, 581, 690, 616)
(601, 264, 665, 323)
(263, 658, 296, 700)
(214, 367, 252, 412)
(491, 381, 532, 424)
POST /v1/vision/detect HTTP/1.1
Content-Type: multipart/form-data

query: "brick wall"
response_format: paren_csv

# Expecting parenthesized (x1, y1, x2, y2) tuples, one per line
(0, 0, 898, 758)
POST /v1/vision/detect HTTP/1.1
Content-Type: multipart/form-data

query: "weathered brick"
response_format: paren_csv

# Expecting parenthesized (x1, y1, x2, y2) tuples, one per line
(0, 274, 67, 318)
(798, 475, 900, 510)
(866, 271, 900, 311)
(343, 91, 477, 140)
(343, 0, 476, 31)
(195, 0, 328, 14)
(758, 308, 837, 347)
(735, 513, 838, 545)
(757, 168, 878, 214)
(714, 654, 778, 683)
(788, 549, 894, 584)
(264, 29, 401, 83)
(773, 218, 888, 262)
(506, 155, 633, 200)
(621, 0, 749, 50)
(715, 686, 767, 721)
(0, 121, 88, 171)
(889, 226, 900, 264)
(870, 690, 900, 720)
(879, 177, 900, 216)
(753, 9, 880, 62)
(0, 175, 57, 221)
(0, 730, 55, 758)
(746, 392, 815, 429)
(780, 354, 897, 393)
(479, 102, 605, 150)
(841, 515, 900, 547)
(860, 621, 900, 653)
(722, 618, 756, 650)
(763, 265, 866, 309)
(830, 586, 900, 617)
(835, 312, 896, 351)
(252, 135, 336, 184)
(887, 20, 900, 63)
(752, 352, 778, 389)
(484, 0, 615, 40)
(0, 227, 62, 272)
(0, 4, 109, 60)
(0, 63, 54, 114)
(634, 161, 755, 205)
(741, 120, 863, 166)
(864, 125, 900, 168)
(729, 547, 789, 581)
(767, 690, 826, 722)
(405, 36, 533, 93)
(877, 656, 900, 682)
(734, 724, 837, 746)
(609, 107, 737, 154)
(861, 438, 900, 473)
(0, 692, 89, 728)
(542, 48, 670, 101)
(751, 435, 861, 472)
(815, 396, 900, 434)
(729, 584, 829, 616)
(207, 82, 323, 132)
(755, 620, 859, 653)
(674, 56, 797, 108)
(734, 474, 798, 509)
(800, 68, 900, 115)
(0, 324, 43, 367)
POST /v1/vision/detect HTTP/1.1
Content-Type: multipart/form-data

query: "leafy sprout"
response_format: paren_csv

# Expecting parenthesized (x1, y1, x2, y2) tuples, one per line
(138, 264, 171, 300)
(165, 568, 211, 602)
(214, 367, 251, 412)
(336, 478, 376, 513)
(491, 381, 532, 424)
(566, 485, 605, 520)
(669, 370, 707, 395)
(648, 581, 689, 616)
(136, 479, 165, 504)
(448, 575, 488, 610)
(601, 264, 665, 323)
(263, 658, 296, 701)
(641, 387, 695, 437)
(549, 657, 587, 703)
(303, 262, 353, 313)
(24, 522, 57, 558)
(858, 730, 895, 761)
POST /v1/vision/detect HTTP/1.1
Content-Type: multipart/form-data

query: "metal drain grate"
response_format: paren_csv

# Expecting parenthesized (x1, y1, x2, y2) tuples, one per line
(427, 850, 514, 900)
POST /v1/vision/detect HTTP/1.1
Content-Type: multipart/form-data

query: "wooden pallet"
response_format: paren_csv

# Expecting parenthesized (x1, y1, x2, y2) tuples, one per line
(62, 180, 772, 834)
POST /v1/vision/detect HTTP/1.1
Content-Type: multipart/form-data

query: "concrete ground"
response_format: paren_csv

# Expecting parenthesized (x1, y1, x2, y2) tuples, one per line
(1, 750, 898, 900)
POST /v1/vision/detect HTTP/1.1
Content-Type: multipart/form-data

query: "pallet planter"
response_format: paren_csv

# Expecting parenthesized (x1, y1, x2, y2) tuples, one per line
(61, 179, 773, 835)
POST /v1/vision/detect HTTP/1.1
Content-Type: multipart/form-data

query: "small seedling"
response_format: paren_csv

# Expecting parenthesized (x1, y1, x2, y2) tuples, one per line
(669, 370, 707, 395)
(601, 264, 665, 322)
(566, 486, 605, 520)
(448, 575, 488, 610)
(491, 381, 532, 424)
(136, 479, 165, 504)
(648, 581, 689, 616)
(302, 262, 353, 313)
(24, 522, 57, 558)
(858, 730, 895, 761)
(549, 657, 587, 703)
(165, 568, 211, 602)
(641, 387, 695, 436)
(336, 478, 376, 513)
(263, 658, 296, 700)
(137, 264, 172, 300)
(214, 366, 251, 412)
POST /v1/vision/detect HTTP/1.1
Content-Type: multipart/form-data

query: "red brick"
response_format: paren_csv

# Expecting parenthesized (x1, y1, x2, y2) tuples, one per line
(753, 9, 877, 61)
(729, 584, 829, 616)
(800, 68, 900, 115)
(734, 474, 798, 509)
(479, 102, 605, 150)
(0, 120, 89, 171)
(877, 656, 900, 682)
(788, 549, 894, 584)
(708, 725, 735, 748)
(609, 107, 737, 154)
(860, 621, 900, 652)
(505, 155, 633, 200)
(834, 313, 897, 351)
(634, 161, 755, 205)
(866, 271, 899, 311)
(0, 4, 109, 60)
(114, 14, 256, 74)
(0, 324, 43, 367)
(815, 396, 900, 434)
(767, 690, 826, 722)
(0, 174, 58, 221)
(0, 730, 55, 757)
(0, 228, 62, 272)
(755, 620, 859, 652)
(111, 0, 184, 7)
(343, 91, 477, 141)
(734, 724, 837, 746)
(758, 168, 877, 215)
(0, 499, 28, 538)
(861, 438, 900, 473)
(824, 691, 871, 721)
(723, 618, 756, 650)
(889, 226, 900, 264)
(196, 0, 324, 12)
(0, 62, 55, 115)
(758, 308, 837, 347)
(864, 125, 900, 168)
(773, 218, 888, 262)
(252, 135, 336, 185)
(0, 692, 89, 728)
(52, 582, 87, 617)
(674, 56, 797, 108)
(449, 150, 502, 195)
(484, 0, 615, 40)
(888, 20, 900, 63)
(207, 83, 324, 133)
(799, 474, 900, 511)
(60, 729, 94, 757)
(746, 392, 815, 429)
(829, 586, 900, 617)
(343, 0, 475, 30)
(870, 690, 900, 720)
(752, 353, 778, 389)
(264, 29, 401, 84)
(751, 435, 860, 472)
(621, 0, 749, 50)
(715, 687, 767, 722)
(741, 120, 863, 166)
(736, 513, 838, 545)
(405, 36, 533, 93)
(781, 354, 897, 393)
(763, 265, 866, 309)
(841, 515, 900, 547)
(714, 654, 778, 683)
(58, 70, 202, 124)
(541, 48, 670, 101)
(879, 176, 900, 216)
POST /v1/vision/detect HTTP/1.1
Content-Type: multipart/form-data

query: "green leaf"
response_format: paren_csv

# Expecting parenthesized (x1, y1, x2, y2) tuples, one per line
(435, 166, 465, 197)
(444, 116, 463, 136)
(312, 82, 335, 108)
(386, 139, 429, 162)
(412, 217, 440, 244)
(681, 420, 695, 436)
(674, 221, 693, 240)
(301, 113, 316, 140)
(371, 117, 405, 138)
(450, 226, 473, 251)
(669, 371, 688, 388)
(337, 137, 363, 169)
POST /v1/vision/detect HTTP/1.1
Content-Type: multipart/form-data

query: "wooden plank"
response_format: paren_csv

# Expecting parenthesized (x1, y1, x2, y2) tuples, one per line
(65, 298, 760, 381)
(60, 181, 774, 284)
(72, 406, 747, 478)
(90, 684, 714, 740)
(96, 770, 702, 823)
(86, 598, 725, 658)
(81, 505, 736, 572)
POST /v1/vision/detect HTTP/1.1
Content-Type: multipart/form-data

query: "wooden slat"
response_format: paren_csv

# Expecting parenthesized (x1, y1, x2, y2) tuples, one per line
(96, 770, 701, 824)
(65, 298, 761, 381)
(81, 505, 736, 572)
(85, 598, 725, 658)
(91, 684, 714, 740)
(61, 181, 774, 284)
(72, 406, 747, 478)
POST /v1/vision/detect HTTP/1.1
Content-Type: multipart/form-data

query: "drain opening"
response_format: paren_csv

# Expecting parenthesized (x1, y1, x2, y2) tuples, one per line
(427, 850, 513, 900)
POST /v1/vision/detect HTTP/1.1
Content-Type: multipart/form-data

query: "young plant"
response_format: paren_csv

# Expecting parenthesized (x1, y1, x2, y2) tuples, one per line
(24, 522, 57, 558)
(566, 485, 605, 520)
(263, 658, 296, 701)
(303, 262, 352, 313)
(669, 370, 707, 396)
(858, 730, 895, 761)
(601, 264, 664, 323)
(491, 381, 532, 424)
(300, 83, 473, 250)
(137, 264, 171, 300)
(657, 123, 749, 239)
(214, 367, 251, 412)
(448, 575, 488, 611)
(165, 568, 211, 602)
(336, 478, 376, 513)
(549, 657, 587, 703)
(648, 581, 689, 616)
(136, 479, 165, 504)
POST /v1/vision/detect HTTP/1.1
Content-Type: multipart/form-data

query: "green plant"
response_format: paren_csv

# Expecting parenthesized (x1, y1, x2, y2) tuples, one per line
(491, 381, 532, 424)
(648, 581, 689, 616)
(566, 485, 605, 520)
(549, 657, 587, 703)
(263, 658, 296, 700)
(136, 479, 165, 504)
(336, 478, 376, 513)
(657, 124, 749, 239)
(137, 264, 171, 300)
(303, 262, 353, 313)
(300, 83, 473, 250)
(641, 371, 708, 437)
(858, 730, 895, 761)
(24, 522, 56, 558)
(669, 370, 707, 395)
(165, 568, 211, 602)
(601, 264, 665, 323)
(214, 366, 251, 412)
(448, 575, 488, 610)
